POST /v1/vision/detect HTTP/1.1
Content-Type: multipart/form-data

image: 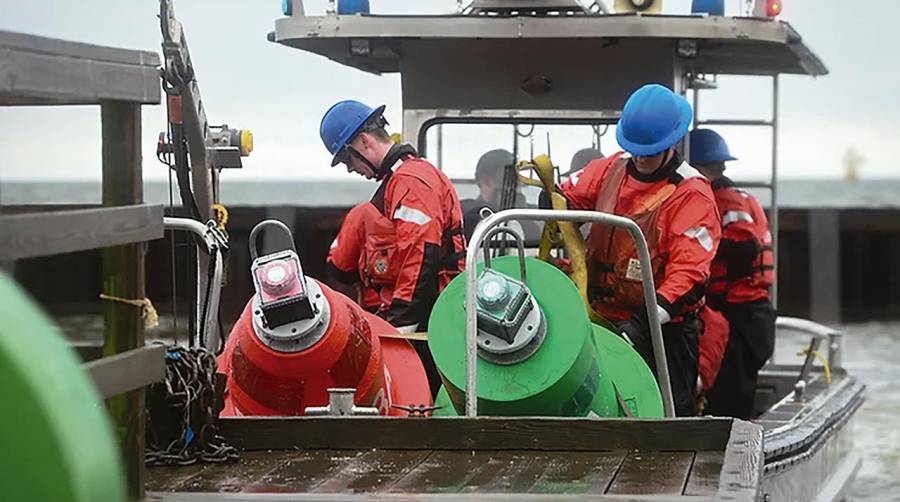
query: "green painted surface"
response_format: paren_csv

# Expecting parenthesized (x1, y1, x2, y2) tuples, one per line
(591, 325, 664, 418)
(429, 256, 661, 418)
(0, 272, 125, 502)
(428, 258, 594, 416)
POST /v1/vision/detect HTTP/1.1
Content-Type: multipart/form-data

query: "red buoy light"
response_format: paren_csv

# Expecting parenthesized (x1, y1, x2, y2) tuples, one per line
(755, 0, 783, 17)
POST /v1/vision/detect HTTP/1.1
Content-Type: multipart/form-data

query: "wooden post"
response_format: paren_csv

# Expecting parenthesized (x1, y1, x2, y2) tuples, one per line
(808, 209, 842, 324)
(100, 100, 146, 500)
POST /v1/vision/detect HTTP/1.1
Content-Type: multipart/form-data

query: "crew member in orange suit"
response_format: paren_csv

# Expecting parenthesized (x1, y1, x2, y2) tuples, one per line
(698, 305, 729, 396)
(319, 100, 466, 395)
(689, 128, 775, 419)
(559, 84, 721, 416)
(325, 201, 389, 313)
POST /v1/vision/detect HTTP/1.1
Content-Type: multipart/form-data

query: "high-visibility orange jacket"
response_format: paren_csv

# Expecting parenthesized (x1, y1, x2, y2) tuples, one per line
(329, 144, 465, 330)
(707, 176, 774, 307)
(560, 152, 721, 322)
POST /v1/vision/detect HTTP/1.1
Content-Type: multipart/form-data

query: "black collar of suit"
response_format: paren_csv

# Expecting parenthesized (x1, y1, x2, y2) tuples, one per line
(626, 151, 684, 184)
(711, 175, 736, 191)
(370, 143, 418, 215)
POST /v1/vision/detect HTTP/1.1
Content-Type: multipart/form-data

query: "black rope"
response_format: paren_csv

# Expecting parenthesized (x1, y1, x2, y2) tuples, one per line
(145, 345, 237, 466)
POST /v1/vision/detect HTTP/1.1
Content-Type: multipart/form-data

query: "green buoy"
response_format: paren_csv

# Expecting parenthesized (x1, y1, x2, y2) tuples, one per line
(429, 256, 662, 418)
(0, 272, 126, 502)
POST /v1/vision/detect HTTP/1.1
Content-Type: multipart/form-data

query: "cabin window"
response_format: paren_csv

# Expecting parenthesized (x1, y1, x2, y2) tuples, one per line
(419, 121, 619, 205)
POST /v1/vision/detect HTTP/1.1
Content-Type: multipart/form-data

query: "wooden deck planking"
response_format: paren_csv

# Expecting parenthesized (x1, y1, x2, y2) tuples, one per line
(386, 450, 492, 493)
(147, 463, 212, 492)
(145, 443, 749, 498)
(683, 451, 724, 496)
(459, 451, 567, 493)
(473, 452, 569, 493)
(605, 451, 695, 496)
(168, 451, 307, 493)
(527, 451, 626, 494)
(309, 450, 433, 493)
(239, 450, 366, 493)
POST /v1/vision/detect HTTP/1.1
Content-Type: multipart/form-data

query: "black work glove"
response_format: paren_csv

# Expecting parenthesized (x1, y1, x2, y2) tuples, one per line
(616, 308, 653, 365)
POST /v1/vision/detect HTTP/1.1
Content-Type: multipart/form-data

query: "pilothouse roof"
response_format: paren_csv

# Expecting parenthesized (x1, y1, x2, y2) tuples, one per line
(273, 10, 827, 78)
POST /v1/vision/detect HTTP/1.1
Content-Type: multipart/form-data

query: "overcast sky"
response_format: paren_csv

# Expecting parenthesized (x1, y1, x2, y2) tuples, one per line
(1, 0, 898, 182)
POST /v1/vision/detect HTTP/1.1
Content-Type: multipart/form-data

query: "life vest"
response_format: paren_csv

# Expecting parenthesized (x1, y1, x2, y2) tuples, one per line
(586, 155, 677, 320)
(708, 179, 774, 305)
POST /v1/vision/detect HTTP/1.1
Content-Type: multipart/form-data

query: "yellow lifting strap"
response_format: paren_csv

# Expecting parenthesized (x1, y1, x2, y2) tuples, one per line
(516, 154, 613, 329)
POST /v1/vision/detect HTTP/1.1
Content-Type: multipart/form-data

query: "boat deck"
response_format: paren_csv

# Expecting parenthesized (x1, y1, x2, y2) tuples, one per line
(147, 417, 760, 501)
(148, 448, 725, 499)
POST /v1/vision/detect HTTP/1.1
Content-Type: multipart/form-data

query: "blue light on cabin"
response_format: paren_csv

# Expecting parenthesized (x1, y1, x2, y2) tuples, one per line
(338, 0, 371, 15)
(691, 0, 725, 15)
(282, 0, 292, 16)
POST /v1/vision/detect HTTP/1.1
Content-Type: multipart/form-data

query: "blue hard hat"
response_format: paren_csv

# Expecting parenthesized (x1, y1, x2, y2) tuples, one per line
(616, 84, 693, 157)
(689, 128, 738, 164)
(319, 100, 386, 166)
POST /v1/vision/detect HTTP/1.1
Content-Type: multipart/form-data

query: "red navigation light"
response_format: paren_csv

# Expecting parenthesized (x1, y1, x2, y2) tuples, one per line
(754, 0, 783, 18)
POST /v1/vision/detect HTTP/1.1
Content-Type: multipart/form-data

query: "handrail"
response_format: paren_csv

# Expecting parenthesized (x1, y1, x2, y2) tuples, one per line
(776, 316, 843, 369)
(465, 209, 675, 418)
(163, 217, 227, 352)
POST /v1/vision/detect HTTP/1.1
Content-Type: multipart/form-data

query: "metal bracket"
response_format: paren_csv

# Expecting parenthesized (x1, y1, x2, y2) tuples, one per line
(776, 317, 843, 369)
(305, 388, 380, 417)
(249, 219, 297, 261)
(481, 225, 527, 284)
(390, 403, 443, 417)
(777, 317, 843, 394)
(163, 217, 226, 352)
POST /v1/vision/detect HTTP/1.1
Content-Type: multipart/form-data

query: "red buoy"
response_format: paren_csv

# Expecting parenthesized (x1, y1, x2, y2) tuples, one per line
(217, 220, 431, 417)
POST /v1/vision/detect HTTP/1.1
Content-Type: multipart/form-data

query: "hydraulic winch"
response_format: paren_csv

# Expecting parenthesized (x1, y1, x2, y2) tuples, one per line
(217, 220, 431, 417)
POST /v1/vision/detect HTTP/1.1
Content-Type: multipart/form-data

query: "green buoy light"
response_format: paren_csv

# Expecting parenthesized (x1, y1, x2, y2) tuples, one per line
(474, 268, 542, 361)
(477, 272, 510, 307)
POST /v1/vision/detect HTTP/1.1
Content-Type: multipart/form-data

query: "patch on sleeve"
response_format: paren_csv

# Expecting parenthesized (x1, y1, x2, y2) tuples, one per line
(625, 258, 643, 282)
